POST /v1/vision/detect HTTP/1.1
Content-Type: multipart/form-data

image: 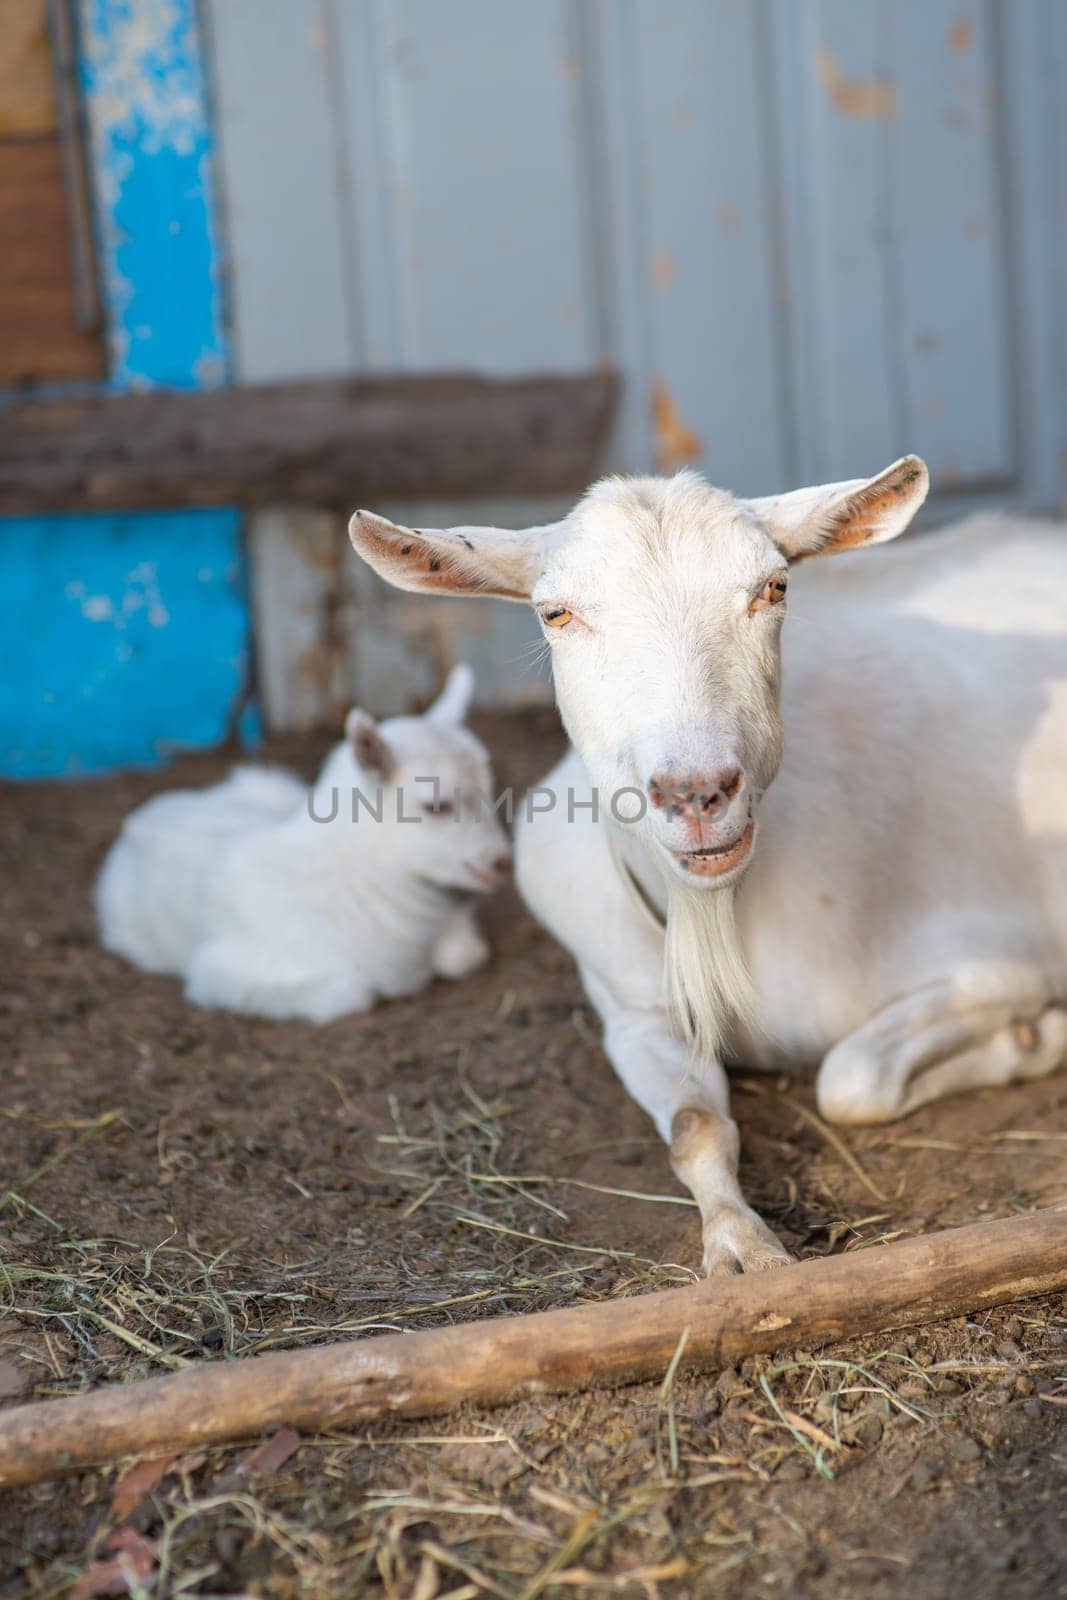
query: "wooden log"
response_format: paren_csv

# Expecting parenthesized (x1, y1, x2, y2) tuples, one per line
(1, 1206, 1064, 1488)
(0, 370, 617, 514)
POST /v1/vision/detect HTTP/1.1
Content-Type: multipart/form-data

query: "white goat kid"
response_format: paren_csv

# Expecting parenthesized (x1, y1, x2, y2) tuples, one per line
(97, 665, 512, 1022)
(349, 465, 1067, 1275)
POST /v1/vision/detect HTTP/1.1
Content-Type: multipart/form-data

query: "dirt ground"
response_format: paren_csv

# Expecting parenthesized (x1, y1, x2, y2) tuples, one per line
(1, 708, 1065, 1599)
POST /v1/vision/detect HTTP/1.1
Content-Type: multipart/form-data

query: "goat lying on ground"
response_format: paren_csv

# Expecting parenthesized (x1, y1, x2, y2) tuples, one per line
(349, 463, 1067, 1275)
(97, 665, 512, 1022)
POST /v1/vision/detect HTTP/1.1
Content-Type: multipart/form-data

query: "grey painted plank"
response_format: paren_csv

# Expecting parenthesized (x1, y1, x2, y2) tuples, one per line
(774, 0, 899, 482)
(206, 0, 353, 381)
(999, 0, 1067, 510)
(774, 0, 1019, 493)
(335, 0, 598, 373)
(890, 0, 1013, 487)
(628, 0, 789, 496)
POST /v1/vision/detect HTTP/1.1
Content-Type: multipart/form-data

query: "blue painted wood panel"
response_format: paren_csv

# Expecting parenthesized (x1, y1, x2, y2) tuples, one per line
(1, 514, 250, 777)
(0, 0, 253, 777)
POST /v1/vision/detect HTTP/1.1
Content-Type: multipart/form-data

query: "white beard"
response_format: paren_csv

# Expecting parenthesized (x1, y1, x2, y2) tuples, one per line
(664, 881, 756, 1062)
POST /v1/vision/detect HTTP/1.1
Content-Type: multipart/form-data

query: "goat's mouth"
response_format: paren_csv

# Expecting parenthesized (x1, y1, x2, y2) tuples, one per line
(667, 820, 756, 881)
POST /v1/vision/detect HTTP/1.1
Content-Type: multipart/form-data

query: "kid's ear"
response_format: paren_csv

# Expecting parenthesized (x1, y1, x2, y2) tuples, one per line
(348, 510, 564, 602)
(748, 455, 929, 562)
(344, 710, 394, 780)
(427, 662, 475, 727)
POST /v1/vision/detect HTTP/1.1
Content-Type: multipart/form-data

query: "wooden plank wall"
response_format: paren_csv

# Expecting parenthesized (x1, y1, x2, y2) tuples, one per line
(205, 0, 1067, 728)
(0, 1, 252, 777)
(0, 0, 103, 385)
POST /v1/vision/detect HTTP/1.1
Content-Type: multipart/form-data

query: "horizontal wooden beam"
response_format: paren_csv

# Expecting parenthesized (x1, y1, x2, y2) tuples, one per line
(0, 370, 617, 514)
(1, 1206, 1064, 1487)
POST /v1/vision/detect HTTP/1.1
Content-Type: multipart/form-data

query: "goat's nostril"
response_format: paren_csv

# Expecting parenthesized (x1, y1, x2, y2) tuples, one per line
(491, 853, 513, 878)
(719, 766, 744, 801)
(649, 767, 745, 817)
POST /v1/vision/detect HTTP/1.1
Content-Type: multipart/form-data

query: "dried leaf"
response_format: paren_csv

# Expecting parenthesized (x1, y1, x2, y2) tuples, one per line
(69, 1529, 158, 1599)
(111, 1451, 180, 1521)
(234, 1427, 302, 1479)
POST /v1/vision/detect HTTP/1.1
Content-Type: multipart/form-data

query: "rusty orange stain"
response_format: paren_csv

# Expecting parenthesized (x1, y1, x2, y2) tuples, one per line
(949, 16, 974, 52)
(815, 48, 897, 122)
(651, 248, 676, 295)
(651, 381, 703, 474)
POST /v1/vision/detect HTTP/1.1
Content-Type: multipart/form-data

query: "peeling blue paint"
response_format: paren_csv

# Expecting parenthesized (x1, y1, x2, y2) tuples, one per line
(78, 0, 228, 390)
(1, 513, 249, 777)
(0, 0, 255, 778)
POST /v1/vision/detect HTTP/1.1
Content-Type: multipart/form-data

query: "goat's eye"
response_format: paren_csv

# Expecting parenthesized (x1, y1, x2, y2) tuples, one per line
(421, 797, 454, 817)
(541, 606, 573, 629)
(750, 574, 788, 614)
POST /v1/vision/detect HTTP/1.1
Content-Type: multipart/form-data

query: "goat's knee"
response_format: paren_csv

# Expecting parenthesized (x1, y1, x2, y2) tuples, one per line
(816, 1039, 897, 1125)
(431, 912, 489, 981)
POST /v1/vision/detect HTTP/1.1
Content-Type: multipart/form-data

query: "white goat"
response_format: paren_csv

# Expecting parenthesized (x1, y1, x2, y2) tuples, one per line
(97, 665, 512, 1022)
(349, 463, 1067, 1274)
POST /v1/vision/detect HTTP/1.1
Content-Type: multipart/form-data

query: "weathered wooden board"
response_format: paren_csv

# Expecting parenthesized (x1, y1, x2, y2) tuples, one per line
(0, 137, 104, 386)
(0, 0, 55, 137)
(0, 371, 616, 515)
(0, 0, 251, 778)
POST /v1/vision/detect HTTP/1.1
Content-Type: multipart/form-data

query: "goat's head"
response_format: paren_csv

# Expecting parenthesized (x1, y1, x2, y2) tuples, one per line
(349, 458, 928, 891)
(321, 663, 512, 895)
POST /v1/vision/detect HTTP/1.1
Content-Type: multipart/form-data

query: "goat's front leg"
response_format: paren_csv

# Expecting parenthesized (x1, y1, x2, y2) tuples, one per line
(431, 905, 490, 981)
(582, 971, 791, 1276)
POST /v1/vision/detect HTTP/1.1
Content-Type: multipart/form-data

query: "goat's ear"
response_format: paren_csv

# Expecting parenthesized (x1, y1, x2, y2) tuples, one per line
(749, 455, 929, 562)
(348, 510, 564, 602)
(344, 709, 394, 780)
(427, 662, 475, 727)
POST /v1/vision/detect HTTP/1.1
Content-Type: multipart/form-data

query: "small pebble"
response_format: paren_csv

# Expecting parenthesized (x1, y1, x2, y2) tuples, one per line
(946, 1433, 981, 1463)
(909, 1459, 939, 1491)
(852, 1415, 883, 1447)
(1014, 1374, 1035, 1397)
(996, 1338, 1022, 1360)
(1002, 1317, 1024, 1342)
(934, 1377, 963, 1397)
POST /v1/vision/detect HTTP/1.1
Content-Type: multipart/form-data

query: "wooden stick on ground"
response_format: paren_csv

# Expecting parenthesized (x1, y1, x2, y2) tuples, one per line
(2, 1206, 1064, 1489)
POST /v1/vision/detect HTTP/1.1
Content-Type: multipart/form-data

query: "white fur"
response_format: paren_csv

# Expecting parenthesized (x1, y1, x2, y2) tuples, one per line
(97, 666, 510, 1022)
(350, 469, 1067, 1274)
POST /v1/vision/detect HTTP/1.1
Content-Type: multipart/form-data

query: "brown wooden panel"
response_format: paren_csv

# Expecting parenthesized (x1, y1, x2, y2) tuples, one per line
(0, 371, 617, 513)
(0, 136, 105, 386)
(0, 0, 55, 136)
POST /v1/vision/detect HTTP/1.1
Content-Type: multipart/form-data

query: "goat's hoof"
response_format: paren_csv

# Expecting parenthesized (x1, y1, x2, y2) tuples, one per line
(700, 1206, 793, 1278)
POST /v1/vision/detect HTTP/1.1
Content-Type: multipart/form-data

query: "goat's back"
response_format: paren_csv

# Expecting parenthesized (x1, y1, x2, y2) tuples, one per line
(96, 766, 304, 975)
